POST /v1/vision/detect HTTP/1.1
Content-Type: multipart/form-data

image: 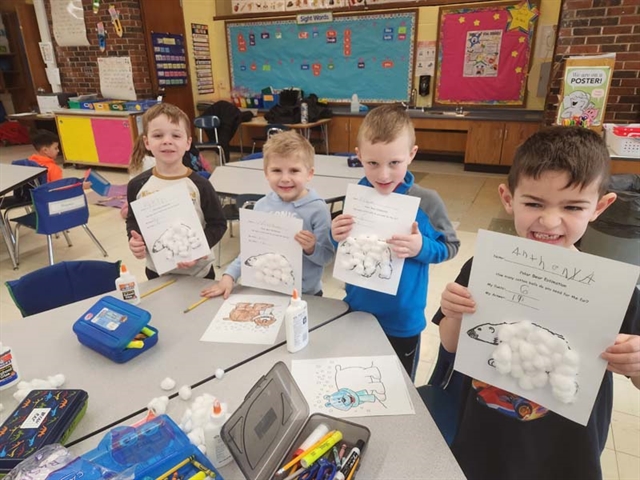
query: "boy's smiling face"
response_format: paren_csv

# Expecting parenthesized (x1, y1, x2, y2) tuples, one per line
(499, 171, 616, 249)
(264, 154, 314, 202)
(144, 114, 191, 169)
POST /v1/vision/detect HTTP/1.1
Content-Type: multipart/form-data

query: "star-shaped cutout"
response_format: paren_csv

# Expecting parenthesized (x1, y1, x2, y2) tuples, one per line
(512, 51, 519, 57)
(494, 13, 501, 20)
(515, 66, 523, 73)
(474, 20, 481, 26)
(519, 37, 526, 43)
(459, 17, 466, 24)
(506, 0, 540, 33)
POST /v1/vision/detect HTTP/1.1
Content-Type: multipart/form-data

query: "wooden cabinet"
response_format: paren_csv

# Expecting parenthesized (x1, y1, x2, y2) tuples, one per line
(466, 121, 540, 166)
(326, 115, 362, 154)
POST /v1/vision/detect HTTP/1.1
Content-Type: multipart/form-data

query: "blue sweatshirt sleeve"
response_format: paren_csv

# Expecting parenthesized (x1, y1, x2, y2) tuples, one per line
(305, 202, 335, 267)
(413, 211, 449, 265)
(223, 255, 242, 281)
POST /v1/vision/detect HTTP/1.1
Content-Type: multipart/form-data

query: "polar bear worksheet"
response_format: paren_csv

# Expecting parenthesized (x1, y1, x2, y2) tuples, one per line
(333, 184, 420, 295)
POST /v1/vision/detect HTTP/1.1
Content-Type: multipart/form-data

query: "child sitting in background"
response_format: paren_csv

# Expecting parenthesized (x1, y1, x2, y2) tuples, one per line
(331, 105, 460, 379)
(201, 130, 334, 299)
(28, 130, 62, 183)
(126, 103, 227, 280)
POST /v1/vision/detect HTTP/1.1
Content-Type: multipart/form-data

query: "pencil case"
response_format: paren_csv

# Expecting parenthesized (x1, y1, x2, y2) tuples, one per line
(72, 296, 158, 363)
(0, 389, 89, 475)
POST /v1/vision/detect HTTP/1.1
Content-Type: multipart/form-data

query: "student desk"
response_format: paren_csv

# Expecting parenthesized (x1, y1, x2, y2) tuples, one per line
(0, 275, 347, 444)
(68, 312, 465, 479)
(239, 117, 332, 154)
(0, 164, 47, 269)
(210, 166, 357, 204)
(226, 154, 364, 180)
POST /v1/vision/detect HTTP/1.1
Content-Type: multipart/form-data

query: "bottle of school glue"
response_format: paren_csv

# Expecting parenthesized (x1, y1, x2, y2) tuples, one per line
(285, 289, 309, 353)
(204, 398, 233, 468)
(115, 263, 141, 305)
(0, 343, 20, 390)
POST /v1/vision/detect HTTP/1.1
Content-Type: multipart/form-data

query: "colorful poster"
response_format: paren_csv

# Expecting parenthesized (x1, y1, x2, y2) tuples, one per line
(415, 40, 436, 76)
(556, 66, 612, 127)
(191, 23, 214, 94)
(151, 33, 188, 87)
(463, 30, 502, 78)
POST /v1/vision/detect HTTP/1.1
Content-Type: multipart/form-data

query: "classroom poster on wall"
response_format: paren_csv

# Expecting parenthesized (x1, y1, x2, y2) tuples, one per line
(151, 33, 188, 87)
(191, 24, 214, 94)
(51, 0, 90, 47)
(556, 64, 612, 127)
(435, 0, 539, 106)
(415, 40, 435, 76)
(226, 11, 416, 102)
(97, 56, 136, 101)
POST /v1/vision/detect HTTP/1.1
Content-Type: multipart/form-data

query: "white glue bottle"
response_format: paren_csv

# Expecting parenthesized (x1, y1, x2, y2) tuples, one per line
(204, 398, 233, 468)
(115, 263, 141, 305)
(0, 343, 20, 390)
(285, 289, 309, 353)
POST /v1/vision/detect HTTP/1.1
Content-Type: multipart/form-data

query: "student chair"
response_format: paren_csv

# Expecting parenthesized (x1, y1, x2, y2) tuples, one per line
(251, 124, 290, 153)
(194, 116, 226, 166)
(239, 152, 263, 161)
(216, 193, 265, 268)
(5, 260, 121, 317)
(10, 177, 108, 266)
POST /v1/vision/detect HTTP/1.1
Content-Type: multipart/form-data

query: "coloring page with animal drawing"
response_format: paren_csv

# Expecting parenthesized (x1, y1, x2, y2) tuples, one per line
(130, 183, 210, 275)
(239, 208, 303, 295)
(332, 184, 420, 295)
(291, 355, 415, 418)
(455, 230, 639, 426)
(200, 294, 289, 345)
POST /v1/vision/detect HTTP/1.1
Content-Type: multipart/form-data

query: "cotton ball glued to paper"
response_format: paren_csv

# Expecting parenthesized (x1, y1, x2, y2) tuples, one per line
(245, 253, 295, 286)
(178, 385, 192, 400)
(160, 377, 176, 391)
(338, 235, 393, 280)
(153, 223, 200, 259)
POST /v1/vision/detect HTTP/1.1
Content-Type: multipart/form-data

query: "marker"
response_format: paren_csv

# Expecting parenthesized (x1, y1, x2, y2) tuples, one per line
(141, 326, 156, 337)
(333, 439, 365, 480)
(300, 430, 343, 468)
(276, 430, 336, 475)
(292, 423, 330, 458)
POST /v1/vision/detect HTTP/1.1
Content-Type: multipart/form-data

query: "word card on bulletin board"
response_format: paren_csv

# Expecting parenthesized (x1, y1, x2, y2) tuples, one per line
(435, 0, 539, 106)
(226, 11, 417, 103)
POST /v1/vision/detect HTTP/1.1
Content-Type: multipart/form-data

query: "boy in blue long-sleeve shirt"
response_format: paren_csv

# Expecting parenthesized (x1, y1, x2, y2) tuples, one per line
(202, 131, 334, 299)
(331, 105, 459, 379)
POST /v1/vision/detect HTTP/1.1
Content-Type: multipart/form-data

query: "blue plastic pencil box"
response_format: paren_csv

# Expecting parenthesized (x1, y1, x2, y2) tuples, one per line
(0, 389, 88, 475)
(72, 296, 158, 363)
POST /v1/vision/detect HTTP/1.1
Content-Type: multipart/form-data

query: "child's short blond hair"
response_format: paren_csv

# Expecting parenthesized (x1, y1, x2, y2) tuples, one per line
(357, 104, 415, 148)
(143, 103, 191, 136)
(263, 131, 315, 170)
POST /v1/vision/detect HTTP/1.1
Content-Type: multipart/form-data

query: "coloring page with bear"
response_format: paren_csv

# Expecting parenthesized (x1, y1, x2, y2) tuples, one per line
(200, 294, 289, 345)
(239, 208, 303, 295)
(130, 183, 211, 275)
(332, 184, 420, 295)
(455, 229, 640, 426)
(291, 355, 415, 418)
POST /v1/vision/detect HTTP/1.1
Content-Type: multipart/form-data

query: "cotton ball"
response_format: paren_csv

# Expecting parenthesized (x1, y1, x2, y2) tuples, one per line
(536, 343, 551, 357)
(13, 390, 29, 402)
(160, 377, 176, 391)
(17, 381, 30, 390)
(498, 324, 517, 343)
(563, 350, 580, 367)
(522, 361, 535, 373)
(515, 320, 533, 338)
(179, 250, 190, 258)
(215, 368, 225, 379)
(379, 265, 392, 278)
(47, 374, 65, 388)
(255, 270, 265, 281)
(179, 385, 192, 400)
(519, 342, 536, 361)
(551, 352, 564, 366)
(509, 338, 522, 351)
(532, 355, 547, 371)
(165, 250, 174, 260)
(518, 375, 535, 390)
(510, 364, 524, 378)
(550, 336, 569, 354)
(32, 378, 52, 389)
(148, 396, 169, 415)
(363, 256, 376, 269)
(187, 427, 205, 447)
(531, 371, 548, 388)
(354, 264, 365, 275)
(511, 351, 521, 365)
(183, 418, 193, 433)
(549, 373, 575, 392)
(555, 364, 579, 377)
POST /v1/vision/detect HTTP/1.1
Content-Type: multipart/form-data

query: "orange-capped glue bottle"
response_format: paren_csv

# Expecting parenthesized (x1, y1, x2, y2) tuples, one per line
(115, 263, 141, 305)
(285, 289, 308, 353)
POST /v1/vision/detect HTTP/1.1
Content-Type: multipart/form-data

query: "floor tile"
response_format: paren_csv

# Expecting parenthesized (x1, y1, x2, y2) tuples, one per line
(612, 411, 640, 457)
(616, 452, 640, 480)
(601, 448, 620, 480)
(614, 377, 640, 418)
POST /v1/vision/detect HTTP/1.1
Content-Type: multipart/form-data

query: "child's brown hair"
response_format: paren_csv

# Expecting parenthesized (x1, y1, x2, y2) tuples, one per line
(508, 126, 611, 195)
(143, 103, 191, 136)
(128, 135, 152, 175)
(356, 104, 415, 148)
(263, 130, 315, 171)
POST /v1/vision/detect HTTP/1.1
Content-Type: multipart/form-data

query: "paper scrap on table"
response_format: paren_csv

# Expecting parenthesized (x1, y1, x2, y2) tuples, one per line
(240, 208, 303, 295)
(130, 183, 210, 275)
(292, 355, 415, 418)
(454, 229, 640, 426)
(332, 184, 419, 295)
(200, 294, 289, 345)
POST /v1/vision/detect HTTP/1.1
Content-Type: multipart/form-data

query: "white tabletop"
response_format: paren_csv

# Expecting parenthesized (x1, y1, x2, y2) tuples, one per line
(0, 275, 347, 443)
(0, 164, 47, 197)
(225, 155, 364, 179)
(210, 167, 357, 203)
(68, 312, 464, 480)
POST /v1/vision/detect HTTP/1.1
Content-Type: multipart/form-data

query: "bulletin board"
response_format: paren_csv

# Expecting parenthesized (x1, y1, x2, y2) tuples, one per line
(435, 0, 539, 106)
(226, 11, 417, 103)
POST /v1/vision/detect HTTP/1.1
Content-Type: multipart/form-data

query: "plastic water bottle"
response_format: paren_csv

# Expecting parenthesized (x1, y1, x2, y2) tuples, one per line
(0, 343, 20, 390)
(284, 289, 309, 353)
(300, 101, 309, 124)
(350, 93, 359, 113)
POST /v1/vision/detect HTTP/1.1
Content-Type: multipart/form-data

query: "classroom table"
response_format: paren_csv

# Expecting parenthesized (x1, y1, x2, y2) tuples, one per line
(0, 164, 47, 269)
(0, 275, 348, 444)
(239, 117, 331, 154)
(226, 154, 364, 180)
(68, 312, 465, 480)
(210, 166, 357, 204)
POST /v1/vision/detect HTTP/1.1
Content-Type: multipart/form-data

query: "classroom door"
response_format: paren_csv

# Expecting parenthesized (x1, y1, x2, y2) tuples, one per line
(139, 0, 195, 127)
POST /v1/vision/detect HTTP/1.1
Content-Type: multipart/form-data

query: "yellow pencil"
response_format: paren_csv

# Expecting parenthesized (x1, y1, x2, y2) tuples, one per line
(345, 457, 360, 480)
(183, 297, 209, 313)
(141, 278, 177, 299)
(276, 430, 336, 475)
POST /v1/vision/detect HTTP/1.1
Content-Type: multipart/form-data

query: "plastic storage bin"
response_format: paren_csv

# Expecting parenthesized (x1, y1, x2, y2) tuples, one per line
(221, 362, 370, 480)
(0, 389, 88, 474)
(125, 99, 160, 112)
(262, 93, 280, 109)
(605, 124, 640, 158)
(72, 296, 158, 363)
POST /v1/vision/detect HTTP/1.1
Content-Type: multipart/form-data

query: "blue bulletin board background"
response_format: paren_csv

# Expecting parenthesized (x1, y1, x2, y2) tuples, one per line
(226, 11, 417, 103)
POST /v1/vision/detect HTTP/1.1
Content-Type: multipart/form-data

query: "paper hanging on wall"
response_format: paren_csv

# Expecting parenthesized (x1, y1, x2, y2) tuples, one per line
(38, 42, 55, 64)
(51, 0, 90, 47)
(97, 56, 136, 101)
(45, 67, 61, 86)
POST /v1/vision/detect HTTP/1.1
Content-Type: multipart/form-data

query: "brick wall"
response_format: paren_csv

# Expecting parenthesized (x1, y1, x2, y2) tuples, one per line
(45, 0, 152, 97)
(545, 0, 640, 124)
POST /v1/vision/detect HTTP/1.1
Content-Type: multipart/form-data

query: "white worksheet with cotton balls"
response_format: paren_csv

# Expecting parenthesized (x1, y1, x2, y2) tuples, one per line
(332, 184, 420, 295)
(130, 183, 210, 275)
(455, 230, 640, 426)
(239, 208, 303, 295)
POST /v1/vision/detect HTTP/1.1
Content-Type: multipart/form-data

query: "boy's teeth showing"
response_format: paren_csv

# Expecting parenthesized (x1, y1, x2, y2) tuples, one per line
(533, 232, 561, 240)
